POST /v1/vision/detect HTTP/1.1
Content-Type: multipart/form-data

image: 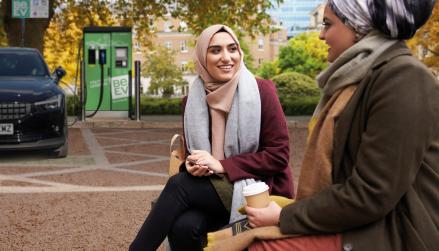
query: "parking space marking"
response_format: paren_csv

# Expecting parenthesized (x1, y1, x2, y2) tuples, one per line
(81, 128, 109, 166)
(104, 167, 168, 178)
(0, 173, 83, 188)
(109, 157, 169, 168)
(0, 155, 95, 166)
(0, 128, 173, 194)
(104, 149, 168, 158)
(101, 140, 168, 149)
(19, 166, 100, 177)
(0, 185, 165, 194)
(92, 129, 138, 135)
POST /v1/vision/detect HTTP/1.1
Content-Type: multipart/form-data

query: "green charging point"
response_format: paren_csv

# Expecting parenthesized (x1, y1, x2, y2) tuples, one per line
(83, 26, 132, 118)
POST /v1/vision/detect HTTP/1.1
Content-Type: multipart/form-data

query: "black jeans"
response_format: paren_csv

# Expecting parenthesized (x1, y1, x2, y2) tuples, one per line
(129, 172, 229, 251)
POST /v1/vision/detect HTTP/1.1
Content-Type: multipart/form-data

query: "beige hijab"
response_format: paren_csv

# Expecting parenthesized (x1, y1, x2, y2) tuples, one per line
(194, 24, 244, 160)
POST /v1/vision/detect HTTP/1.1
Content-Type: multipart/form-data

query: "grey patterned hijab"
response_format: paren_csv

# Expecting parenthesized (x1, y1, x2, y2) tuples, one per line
(327, 0, 436, 39)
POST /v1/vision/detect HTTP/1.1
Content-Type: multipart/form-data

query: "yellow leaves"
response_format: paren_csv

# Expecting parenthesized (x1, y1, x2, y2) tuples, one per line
(279, 32, 328, 78)
(0, 29, 7, 46)
(43, 1, 117, 88)
(408, 1, 439, 71)
(167, 0, 276, 37)
(0, 12, 7, 46)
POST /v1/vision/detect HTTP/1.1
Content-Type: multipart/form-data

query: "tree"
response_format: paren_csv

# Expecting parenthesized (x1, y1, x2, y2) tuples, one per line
(1, 0, 56, 51)
(271, 71, 320, 101)
(43, 0, 116, 86)
(237, 36, 255, 72)
(256, 60, 280, 79)
(1, 0, 281, 51)
(271, 72, 321, 115)
(0, 1, 7, 46)
(108, 0, 169, 48)
(278, 31, 328, 78)
(407, 1, 439, 72)
(143, 46, 187, 98)
(164, 0, 281, 37)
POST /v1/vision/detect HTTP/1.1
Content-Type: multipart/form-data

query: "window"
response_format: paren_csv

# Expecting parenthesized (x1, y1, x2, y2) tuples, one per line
(181, 61, 188, 72)
(278, 32, 283, 40)
(422, 47, 428, 57)
(164, 21, 172, 32)
(135, 42, 141, 51)
(179, 21, 188, 31)
(258, 39, 264, 50)
(180, 40, 188, 53)
(295, 6, 314, 11)
(0, 52, 48, 76)
(164, 41, 173, 50)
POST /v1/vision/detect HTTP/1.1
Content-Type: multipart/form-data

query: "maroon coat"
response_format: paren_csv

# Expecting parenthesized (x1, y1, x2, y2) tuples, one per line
(182, 78, 294, 199)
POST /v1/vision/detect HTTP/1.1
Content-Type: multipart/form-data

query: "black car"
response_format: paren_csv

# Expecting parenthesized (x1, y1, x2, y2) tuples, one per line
(0, 47, 68, 157)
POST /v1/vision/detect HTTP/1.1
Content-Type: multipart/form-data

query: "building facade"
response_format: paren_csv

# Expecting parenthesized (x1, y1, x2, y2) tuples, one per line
(309, 3, 325, 32)
(269, 0, 324, 38)
(134, 15, 288, 97)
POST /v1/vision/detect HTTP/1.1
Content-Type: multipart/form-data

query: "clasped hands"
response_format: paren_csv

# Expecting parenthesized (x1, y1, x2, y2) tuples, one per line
(185, 150, 224, 176)
(186, 150, 282, 228)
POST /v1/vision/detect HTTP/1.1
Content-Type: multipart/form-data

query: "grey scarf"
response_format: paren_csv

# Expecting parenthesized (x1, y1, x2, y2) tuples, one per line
(314, 31, 398, 116)
(184, 65, 262, 223)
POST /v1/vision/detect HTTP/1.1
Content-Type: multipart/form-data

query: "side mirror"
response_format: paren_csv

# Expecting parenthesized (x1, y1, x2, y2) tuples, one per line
(53, 66, 66, 84)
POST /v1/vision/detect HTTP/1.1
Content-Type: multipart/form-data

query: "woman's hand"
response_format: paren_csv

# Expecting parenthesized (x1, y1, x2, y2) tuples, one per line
(246, 201, 282, 228)
(185, 160, 213, 177)
(187, 150, 225, 174)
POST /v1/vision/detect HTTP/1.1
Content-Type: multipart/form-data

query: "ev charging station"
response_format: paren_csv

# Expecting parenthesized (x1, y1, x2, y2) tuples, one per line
(81, 26, 140, 120)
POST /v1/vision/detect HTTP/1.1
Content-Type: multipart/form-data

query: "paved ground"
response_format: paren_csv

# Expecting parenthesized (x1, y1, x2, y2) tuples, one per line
(0, 119, 308, 251)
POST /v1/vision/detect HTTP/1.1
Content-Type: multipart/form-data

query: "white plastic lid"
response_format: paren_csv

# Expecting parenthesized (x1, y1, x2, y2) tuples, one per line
(242, 182, 269, 196)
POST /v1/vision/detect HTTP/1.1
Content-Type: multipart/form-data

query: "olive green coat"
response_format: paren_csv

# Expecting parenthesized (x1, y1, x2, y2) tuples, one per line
(280, 42, 439, 251)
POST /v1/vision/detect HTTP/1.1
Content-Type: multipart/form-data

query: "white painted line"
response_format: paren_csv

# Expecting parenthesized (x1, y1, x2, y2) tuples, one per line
(94, 135, 143, 142)
(109, 157, 169, 168)
(102, 140, 167, 149)
(0, 185, 165, 194)
(105, 167, 168, 177)
(93, 129, 135, 135)
(0, 155, 94, 167)
(81, 128, 109, 166)
(19, 166, 100, 178)
(0, 174, 82, 187)
(0, 163, 79, 167)
(104, 150, 168, 158)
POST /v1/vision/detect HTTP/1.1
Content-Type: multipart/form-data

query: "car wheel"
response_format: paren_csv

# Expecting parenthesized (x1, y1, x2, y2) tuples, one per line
(53, 140, 68, 158)
(52, 126, 68, 158)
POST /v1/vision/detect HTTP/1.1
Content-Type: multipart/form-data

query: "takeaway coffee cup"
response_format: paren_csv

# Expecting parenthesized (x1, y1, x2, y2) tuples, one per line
(243, 182, 270, 208)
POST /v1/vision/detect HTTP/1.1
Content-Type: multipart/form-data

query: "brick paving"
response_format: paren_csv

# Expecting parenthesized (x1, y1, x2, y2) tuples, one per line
(0, 119, 308, 251)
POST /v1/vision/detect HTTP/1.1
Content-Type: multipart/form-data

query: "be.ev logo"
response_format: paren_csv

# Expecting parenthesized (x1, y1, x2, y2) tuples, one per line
(111, 75, 129, 100)
(12, 0, 49, 18)
(12, 0, 30, 18)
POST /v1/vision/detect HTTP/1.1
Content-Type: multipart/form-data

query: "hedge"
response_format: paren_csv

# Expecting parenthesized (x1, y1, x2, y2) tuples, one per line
(271, 71, 321, 99)
(280, 96, 319, 115)
(66, 96, 182, 116)
(66, 95, 81, 116)
(139, 97, 182, 115)
(271, 71, 320, 115)
(66, 93, 319, 116)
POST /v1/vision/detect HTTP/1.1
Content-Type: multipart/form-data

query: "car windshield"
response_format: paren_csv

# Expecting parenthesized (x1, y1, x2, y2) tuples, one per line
(0, 52, 49, 77)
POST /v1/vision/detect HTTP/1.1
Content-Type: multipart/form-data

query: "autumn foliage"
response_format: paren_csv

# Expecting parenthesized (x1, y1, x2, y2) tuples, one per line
(408, 1, 439, 73)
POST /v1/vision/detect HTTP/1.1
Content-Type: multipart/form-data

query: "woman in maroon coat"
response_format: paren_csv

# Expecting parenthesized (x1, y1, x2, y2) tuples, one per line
(129, 24, 293, 251)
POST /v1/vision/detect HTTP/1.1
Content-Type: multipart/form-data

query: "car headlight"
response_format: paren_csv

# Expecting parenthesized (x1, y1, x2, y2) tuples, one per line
(34, 94, 62, 110)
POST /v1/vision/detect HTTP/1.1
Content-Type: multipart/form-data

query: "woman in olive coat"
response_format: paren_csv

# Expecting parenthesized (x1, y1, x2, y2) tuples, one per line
(246, 1, 439, 250)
